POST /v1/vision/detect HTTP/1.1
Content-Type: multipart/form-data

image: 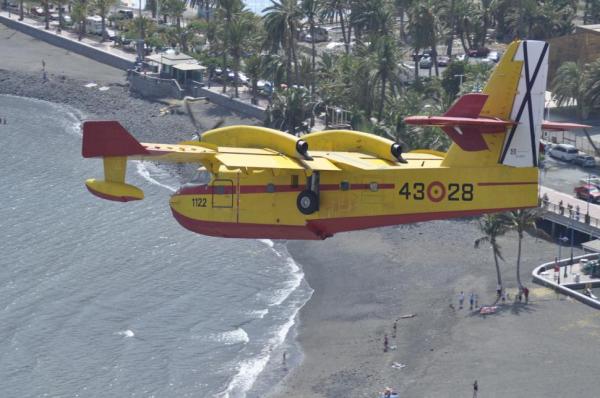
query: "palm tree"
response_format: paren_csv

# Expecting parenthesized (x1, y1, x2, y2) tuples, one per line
(71, 0, 89, 41)
(245, 54, 262, 105)
(301, 0, 321, 99)
(41, 0, 50, 30)
(267, 87, 312, 135)
(263, 0, 303, 86)
(54, 0, 69, 32)
(93, 0, 118, 42)
(408, 0, 445, 79)
(320, 0, 351, 54)
(372, 35, 398, 122)
(501, 209, 542, 294)
(474, 214, 510, 294)
(552, 61, 588, 120)
(227, 11, 256, 97)
(394, 0, 414, 42)
(216, 0, 243, 93)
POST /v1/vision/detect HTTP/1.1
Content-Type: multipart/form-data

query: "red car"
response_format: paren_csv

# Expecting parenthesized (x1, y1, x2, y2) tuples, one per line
(574, 184, 600, 203)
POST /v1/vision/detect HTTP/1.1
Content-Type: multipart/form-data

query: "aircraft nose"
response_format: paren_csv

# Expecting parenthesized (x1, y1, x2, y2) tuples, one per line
(169, 193, 181, 206)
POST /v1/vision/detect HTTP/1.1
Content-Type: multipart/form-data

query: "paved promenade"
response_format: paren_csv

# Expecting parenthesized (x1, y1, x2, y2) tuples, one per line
(0, 10, 136, 62)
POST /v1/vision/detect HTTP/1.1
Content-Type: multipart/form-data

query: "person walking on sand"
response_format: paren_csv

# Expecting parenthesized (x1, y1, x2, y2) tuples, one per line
(469, 292, 474, 310)
(392, 320, 397, 338)
(473, 380, 478, 398)
(383, 334, 389, 353)
(459, 291, 465, 309)
(523, 286, 529, 303)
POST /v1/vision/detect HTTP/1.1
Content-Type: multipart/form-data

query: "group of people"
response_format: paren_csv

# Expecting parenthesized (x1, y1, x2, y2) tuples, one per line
(457, 291, 479, 310)
(496, 284, 529, 303)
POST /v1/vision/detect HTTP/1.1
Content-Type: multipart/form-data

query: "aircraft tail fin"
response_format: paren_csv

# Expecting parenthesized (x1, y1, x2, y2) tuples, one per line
(82, 121, 146, 202)
(440, 40, 549, 167)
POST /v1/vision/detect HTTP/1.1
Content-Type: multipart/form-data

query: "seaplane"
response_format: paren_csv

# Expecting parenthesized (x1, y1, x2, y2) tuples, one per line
(82, 40, 588, 240)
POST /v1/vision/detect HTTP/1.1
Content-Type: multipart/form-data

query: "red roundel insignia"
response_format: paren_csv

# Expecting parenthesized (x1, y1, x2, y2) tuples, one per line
(427, 181, 446, 202)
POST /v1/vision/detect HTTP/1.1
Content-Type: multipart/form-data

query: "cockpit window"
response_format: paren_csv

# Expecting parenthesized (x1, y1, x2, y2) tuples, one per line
(190, 169, 212, 185)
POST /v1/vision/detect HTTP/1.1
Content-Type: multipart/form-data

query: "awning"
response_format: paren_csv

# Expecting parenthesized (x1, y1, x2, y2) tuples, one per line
(173, 63, 207, 71)
(582, 239, 600, 253)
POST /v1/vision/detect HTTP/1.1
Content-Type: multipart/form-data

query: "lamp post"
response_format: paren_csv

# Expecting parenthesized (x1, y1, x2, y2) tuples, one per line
(586, 173, 592, 224)
(558, 235, 569, 280)
(569, 211, 575, 275)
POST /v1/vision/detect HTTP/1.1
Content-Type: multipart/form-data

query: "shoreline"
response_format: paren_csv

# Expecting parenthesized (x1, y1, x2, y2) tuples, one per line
(272, 220, 600, 397)
(6, 23, 600, 398)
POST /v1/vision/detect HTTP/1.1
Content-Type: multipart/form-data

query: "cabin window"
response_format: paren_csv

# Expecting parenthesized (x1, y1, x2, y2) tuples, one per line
(369, 182, 379, 192)
(340, 181, 350, 191)
(291, 175, 299, 188)
(266, 183, 276, 193)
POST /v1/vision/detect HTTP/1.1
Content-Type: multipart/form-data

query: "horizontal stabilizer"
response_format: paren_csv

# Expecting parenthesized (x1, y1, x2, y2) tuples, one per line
(444, 93, 488, 118)
(542, 121, 592, 131)
(82, 121, 149, 158)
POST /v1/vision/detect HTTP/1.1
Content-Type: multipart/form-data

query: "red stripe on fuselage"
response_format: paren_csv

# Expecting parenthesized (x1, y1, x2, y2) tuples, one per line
(477, 182, 537, 186)
(170, 206, 532, 240)
(175, 183, 396, 195)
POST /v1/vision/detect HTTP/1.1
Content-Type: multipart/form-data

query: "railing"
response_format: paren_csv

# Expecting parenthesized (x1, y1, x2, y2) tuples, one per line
(539, 197, 600, 228)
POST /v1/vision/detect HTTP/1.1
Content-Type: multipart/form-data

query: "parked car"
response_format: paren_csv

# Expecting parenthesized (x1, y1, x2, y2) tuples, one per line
(549, 143, 578, 162)
(419, 55, 433, 69)
(300, 27, 328, 43)
(487, 51, 500, 63)
(575, 184, 600, 203)
(573, 153, 596, 168)
(468, 47, 490, 57)
(30, 6, 44, 16)
(437, 56, 450, 66)
(227, 71, 249, 85)
(117, 9, 134, 19)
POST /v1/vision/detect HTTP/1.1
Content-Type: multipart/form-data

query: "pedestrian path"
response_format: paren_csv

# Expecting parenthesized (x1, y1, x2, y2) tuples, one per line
(0, 10, 136, 63)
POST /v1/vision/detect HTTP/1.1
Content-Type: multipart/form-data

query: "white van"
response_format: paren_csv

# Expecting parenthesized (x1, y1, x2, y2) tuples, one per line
(85, 16, 103, 35)
(549, 143, 578, 162)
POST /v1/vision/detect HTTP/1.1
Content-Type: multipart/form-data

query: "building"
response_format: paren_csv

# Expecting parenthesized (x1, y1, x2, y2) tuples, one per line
(145, 51, 206, 86)
(548, 24, 600, 81)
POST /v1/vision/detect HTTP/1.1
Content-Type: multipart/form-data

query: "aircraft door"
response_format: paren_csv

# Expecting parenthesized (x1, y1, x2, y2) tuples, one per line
(212, 179, 234, 208)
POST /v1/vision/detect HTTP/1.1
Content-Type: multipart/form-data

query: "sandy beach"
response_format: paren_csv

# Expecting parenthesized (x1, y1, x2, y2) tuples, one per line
(272, 221, 600, 397)
(4, 23, 600, 398)
(0, 24, 257, 144)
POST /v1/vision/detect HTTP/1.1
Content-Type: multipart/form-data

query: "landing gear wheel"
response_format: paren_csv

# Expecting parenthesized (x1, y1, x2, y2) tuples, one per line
(297, 190, 319, 215)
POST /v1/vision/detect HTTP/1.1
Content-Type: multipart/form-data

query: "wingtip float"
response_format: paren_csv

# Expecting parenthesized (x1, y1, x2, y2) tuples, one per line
(81, 40, 587, 240)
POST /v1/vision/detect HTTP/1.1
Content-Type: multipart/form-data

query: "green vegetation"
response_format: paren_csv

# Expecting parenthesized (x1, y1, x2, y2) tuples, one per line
(28, 1, 600, 140)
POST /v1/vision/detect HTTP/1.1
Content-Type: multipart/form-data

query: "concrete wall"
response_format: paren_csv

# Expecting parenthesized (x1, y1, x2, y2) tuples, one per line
(196, 87, 266, 120)
(532, 254, 600, 309)
(0, 15, 134, 71)
(128, 71, 184, 99)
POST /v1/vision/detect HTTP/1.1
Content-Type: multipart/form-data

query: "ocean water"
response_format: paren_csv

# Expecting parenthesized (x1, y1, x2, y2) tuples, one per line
(0, 95, 312, 397)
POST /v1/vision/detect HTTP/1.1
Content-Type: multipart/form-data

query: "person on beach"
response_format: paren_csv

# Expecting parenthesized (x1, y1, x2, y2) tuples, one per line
(496, 284, 501, 299)
(523, 286, 529, 303)
(392, 320, 397, 338)
(383, 334, 389, 352)
(501, 289, 506, 304)
(473, 380, 478, 398)
(469, 292, 474, 310)
(459, 291, 464, 309)
(474, 293, 479, 308)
